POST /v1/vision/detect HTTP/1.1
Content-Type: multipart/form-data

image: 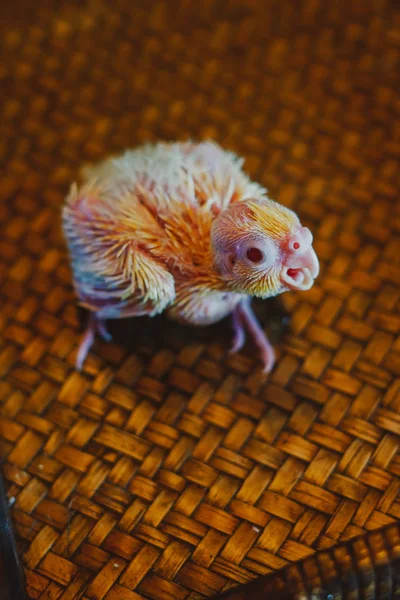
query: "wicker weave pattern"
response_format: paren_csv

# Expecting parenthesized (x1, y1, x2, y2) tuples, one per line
(1, 0, 400, 598)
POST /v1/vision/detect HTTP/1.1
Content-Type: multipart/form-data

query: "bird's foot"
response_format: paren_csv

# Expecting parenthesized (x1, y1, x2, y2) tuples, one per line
(231, 299, 276, 373)
(75, 314, 112, 370)
(254, 333, 275, 374)
(229, 307, 246, 354)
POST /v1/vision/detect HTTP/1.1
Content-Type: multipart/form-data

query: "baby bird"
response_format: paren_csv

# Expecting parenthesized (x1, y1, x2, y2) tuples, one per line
(62, 141, 319, 372)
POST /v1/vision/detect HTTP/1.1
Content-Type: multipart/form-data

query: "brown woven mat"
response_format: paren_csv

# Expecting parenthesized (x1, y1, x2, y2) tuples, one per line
(1, 0, 400, 598)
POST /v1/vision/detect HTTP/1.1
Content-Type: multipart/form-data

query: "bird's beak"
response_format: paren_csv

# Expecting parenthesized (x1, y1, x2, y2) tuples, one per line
(280, 227, 320, 291)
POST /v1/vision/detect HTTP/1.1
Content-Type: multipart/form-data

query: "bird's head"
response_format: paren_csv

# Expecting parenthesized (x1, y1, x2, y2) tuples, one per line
(211, 198, 319, 298)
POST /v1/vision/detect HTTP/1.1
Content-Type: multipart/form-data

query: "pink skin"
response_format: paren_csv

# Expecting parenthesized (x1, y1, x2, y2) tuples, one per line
(280, 226, 319, 291)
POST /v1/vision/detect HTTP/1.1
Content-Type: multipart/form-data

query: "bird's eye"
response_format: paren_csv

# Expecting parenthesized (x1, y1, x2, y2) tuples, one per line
(246, 247, 264, 263)
(293, 242, 300, 250)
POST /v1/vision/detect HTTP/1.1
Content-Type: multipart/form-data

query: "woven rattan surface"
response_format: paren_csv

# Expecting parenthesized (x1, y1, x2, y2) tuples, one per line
(1, 0, 400, 598)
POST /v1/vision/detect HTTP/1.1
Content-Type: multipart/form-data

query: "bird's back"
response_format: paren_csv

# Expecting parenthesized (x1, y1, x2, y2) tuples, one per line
(80, 140, 265, 216)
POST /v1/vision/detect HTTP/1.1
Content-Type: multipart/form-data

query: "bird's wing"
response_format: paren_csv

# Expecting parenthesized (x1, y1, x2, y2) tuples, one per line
(62, 183, 175, 319)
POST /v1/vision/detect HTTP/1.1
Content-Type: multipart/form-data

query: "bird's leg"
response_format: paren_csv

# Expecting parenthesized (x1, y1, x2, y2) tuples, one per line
(75, 313, 112, 370)
(230, 305, 246, 354)
(96, 319, 112, 342)
(236, 298, 276, 373)
(76, 314, 96, 371)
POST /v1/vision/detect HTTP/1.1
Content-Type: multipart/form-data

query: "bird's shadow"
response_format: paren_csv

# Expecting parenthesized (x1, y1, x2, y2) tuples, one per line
(78, 297, 291, 361)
